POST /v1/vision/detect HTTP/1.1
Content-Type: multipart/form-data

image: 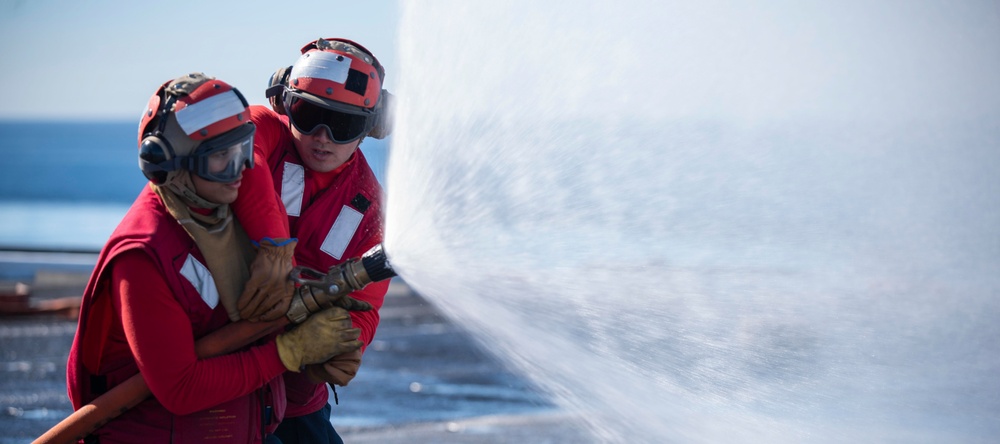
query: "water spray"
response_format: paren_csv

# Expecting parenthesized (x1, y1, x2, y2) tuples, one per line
(382, 2, 1000, 442)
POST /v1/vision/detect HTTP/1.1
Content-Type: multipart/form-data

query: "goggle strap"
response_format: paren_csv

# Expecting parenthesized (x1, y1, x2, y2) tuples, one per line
(142, 153, 183, 174)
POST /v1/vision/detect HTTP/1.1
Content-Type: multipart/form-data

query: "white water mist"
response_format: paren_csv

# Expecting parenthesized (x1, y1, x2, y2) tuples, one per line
(384, 2, 1000, 442)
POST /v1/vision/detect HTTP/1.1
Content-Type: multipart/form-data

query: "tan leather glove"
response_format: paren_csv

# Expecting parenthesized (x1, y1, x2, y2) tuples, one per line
(304, 349, 363, 386)
(239, 238, 297, 322)
(275, 307, 362, 372)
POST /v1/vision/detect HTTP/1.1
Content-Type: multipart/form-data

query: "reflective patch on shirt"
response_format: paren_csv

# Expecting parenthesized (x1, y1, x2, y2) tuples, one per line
(179, 254, 219, 309)
(281, 162, 305, 217)
(321, 206, 363, 260)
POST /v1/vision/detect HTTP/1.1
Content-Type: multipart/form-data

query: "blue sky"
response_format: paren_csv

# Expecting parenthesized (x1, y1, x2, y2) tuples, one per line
(2, 1, 997, 124)
(0, 0, 399, 121)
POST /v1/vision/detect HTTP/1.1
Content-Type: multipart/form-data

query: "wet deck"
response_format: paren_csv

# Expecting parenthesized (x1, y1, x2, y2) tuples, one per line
(0, 266, 593, 443)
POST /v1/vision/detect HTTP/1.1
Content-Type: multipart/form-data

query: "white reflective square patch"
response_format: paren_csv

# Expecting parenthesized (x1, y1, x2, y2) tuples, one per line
(179, 254, 219, 309)
(321, 206, 363, 260)
(281, 162, 305, 217)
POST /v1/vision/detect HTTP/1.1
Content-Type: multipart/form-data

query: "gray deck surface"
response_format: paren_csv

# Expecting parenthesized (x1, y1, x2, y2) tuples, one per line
(0, 266, 594, 443)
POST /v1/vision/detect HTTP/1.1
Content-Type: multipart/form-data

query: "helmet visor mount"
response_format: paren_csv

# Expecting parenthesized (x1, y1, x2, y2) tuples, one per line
(189, 123, 255, 183)
(284, 90, 374, 144)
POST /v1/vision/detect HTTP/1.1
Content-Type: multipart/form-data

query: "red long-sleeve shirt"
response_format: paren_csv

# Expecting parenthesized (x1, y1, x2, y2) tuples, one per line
(232, 106, 388, 349)
(108, 249, 287, 415)
(232, 106, 389, 418)
(67, 186, 289, 442)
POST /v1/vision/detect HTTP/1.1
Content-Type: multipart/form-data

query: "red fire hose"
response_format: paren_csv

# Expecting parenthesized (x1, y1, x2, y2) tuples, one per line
(33, 317, 288, 444)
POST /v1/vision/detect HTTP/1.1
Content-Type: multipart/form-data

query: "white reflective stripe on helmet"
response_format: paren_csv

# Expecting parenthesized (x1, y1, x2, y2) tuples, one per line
(292, 51, 351, 85)
(174, 90, 246, 136)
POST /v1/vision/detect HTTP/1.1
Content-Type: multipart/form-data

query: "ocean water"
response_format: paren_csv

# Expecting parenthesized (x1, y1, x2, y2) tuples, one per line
(0, 120, 389, 253)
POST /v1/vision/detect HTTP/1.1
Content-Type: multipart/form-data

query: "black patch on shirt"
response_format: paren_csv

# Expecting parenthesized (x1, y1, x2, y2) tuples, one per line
(345, 69, 369, 97)
(351, 193, 371, 213)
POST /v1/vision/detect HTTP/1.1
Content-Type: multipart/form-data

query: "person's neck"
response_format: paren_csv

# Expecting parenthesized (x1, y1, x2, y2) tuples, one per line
(310, 150, 356, 188)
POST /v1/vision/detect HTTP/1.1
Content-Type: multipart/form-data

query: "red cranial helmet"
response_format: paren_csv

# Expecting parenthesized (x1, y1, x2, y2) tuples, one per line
(138, 73, 255, 185)
(277, 38, 390, 143)
(290, 38, 384, 109)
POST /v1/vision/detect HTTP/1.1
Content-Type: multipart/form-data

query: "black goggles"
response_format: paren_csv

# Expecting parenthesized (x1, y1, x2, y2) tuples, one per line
(188, 123, 255, 183)
(284, 91, 374, 143)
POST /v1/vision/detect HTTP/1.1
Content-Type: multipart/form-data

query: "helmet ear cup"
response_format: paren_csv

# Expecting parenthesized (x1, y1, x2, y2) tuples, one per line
(138, 135, 175, 184)
(138, 89, 186, 185)
(368, 89, 394, 139)
(265, 66, 293, 115)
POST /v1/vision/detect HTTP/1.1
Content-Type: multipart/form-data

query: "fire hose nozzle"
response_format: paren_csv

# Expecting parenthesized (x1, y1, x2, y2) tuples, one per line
(285, 244, 397, 324)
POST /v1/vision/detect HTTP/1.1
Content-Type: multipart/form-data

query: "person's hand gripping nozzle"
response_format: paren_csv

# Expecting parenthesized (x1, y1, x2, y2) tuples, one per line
(285, 244, 397, 324)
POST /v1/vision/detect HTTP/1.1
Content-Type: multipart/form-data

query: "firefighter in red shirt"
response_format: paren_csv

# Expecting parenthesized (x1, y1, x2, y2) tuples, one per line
(231, 38, 393, 443)
(66, 73, 364, 443)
